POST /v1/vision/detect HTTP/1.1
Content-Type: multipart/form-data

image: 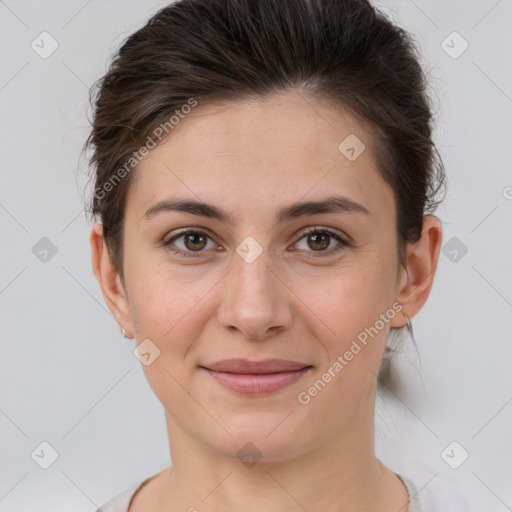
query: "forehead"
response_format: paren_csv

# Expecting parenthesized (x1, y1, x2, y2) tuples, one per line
(126, 91, 395, 224)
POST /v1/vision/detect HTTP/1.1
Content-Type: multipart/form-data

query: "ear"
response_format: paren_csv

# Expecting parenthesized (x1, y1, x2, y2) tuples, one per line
(390, 215, 443, 327)
(90, 222, 134, 338)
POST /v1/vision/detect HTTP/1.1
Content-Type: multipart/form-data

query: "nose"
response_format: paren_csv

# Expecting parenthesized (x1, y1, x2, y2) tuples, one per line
(216, 247, 293, 341)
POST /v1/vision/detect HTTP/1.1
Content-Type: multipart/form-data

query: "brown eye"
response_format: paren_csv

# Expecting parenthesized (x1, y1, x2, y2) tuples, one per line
(183, 232, 208, 251)
(307, 232, 330, 251)
(293, 228, 348, 257)
(164, 229, 217, 258)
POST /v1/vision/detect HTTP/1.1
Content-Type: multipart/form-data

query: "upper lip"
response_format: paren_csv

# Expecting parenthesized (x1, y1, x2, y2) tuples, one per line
(201, 359, 311, 374)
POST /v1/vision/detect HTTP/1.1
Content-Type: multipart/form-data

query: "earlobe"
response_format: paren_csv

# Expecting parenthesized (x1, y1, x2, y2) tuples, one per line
(90, 222, 134, 337)
(390, 215, 443, 328)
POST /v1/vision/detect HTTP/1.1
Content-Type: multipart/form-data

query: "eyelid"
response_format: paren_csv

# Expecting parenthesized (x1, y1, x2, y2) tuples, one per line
(164, 226, 216, 245)
(297, 226, 348, 245)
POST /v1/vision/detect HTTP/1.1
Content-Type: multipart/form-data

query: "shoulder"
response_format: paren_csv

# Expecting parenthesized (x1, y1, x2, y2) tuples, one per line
(400, 470, 508, 512)
(95, 477, 153, 512)
(403, 473, 470, 511)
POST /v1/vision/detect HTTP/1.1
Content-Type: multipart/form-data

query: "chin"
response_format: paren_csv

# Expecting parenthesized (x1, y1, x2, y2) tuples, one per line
(209, 412, 311, 464)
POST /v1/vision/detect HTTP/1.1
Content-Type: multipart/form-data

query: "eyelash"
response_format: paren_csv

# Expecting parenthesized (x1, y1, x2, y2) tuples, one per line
(163, 227, 349, 259)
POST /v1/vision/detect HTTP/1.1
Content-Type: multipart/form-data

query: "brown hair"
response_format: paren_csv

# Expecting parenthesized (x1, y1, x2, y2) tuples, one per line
(84, 0, 445, 386)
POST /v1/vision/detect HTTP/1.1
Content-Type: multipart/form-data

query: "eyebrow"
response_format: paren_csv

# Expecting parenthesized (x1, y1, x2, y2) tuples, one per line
(144, 195, 370, 224)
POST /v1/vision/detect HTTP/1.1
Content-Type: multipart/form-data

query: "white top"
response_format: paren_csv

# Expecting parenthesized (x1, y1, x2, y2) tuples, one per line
(96, 472, 478, 511)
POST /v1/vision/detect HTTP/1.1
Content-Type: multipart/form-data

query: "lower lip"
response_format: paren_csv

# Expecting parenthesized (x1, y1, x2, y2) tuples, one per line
(203, 367, 312, 395)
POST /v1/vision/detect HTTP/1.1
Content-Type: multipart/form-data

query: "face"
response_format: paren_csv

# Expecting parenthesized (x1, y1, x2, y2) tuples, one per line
(110, 91, 408, 461)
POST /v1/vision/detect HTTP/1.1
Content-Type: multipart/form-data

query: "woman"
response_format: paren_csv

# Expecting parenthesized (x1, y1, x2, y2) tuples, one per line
(86, 0, 468, 510)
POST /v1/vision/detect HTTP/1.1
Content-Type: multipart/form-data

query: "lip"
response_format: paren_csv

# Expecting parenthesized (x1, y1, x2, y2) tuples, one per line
(200, 359, 313, 395)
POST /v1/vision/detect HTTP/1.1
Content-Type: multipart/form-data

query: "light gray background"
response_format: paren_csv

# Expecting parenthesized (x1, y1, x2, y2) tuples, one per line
(1, 0, 511, 510)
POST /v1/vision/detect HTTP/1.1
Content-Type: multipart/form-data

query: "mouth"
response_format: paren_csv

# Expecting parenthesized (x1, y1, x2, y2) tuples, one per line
(199, 359, 313, 395)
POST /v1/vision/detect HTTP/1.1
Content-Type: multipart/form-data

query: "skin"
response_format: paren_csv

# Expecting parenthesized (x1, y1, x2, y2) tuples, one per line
(91, 90, 442, 512)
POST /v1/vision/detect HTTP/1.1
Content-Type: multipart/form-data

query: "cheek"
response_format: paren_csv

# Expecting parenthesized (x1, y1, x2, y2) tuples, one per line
(125, 266, 215, 406)
(124, 246, 224, 361)
(128, 271, 208, 344)
(297, 252, 396, 374)
(311, 255, 392, 326)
